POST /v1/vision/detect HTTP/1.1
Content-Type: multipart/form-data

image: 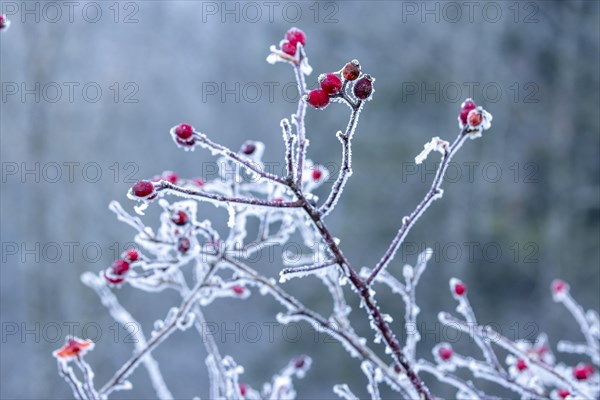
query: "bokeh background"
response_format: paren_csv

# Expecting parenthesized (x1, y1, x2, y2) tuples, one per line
(1, 1, 599, 399)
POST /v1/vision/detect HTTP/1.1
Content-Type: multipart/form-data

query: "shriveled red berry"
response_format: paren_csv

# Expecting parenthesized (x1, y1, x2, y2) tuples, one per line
(241, 141, 256, 155)
(319, 73, 342, 95)
(516, 359, 527, 371)
(312, 168, 322, 181)
(286, 27, 306, 47)
(557, 389, 570, 399)
(552, 279, 568, 293)
(307, 89, 330, 109)
(459, 100, 477, 125)
(171, 211, 188, 226)
(125, 249, 139, 262)
(342, 60, 361, 81)
(178, 237, 191, 253)
(573, 364, 594, 380)
(467, 110, 483, 127)
(111, 259, 130, 275)
(454, 282, 467, 296)
(281, 40, 297, 56)
(132, 180, 154, 197)
(232, 285, 245, 295)
(438, 346, 453, 360)
(175, 123, 194, 140)
(354, 75, 374, 100)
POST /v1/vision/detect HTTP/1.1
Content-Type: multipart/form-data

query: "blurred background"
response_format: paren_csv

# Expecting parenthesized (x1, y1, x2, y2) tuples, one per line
(1, 1, 599, 399)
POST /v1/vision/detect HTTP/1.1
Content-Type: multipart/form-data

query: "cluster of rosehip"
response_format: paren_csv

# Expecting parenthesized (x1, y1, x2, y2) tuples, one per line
(279, 27, 306, 57)
(306, 60, 374, 109)
(457, 98, 492, 134)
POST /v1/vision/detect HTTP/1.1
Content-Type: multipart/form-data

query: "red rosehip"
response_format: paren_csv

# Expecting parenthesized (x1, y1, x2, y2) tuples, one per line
(307, 89, 330, 109)
(459, 100, 477, 125)
(342, 60, 361, 81)
(552, 279, 568, 294)
(104, 270, 124, 284)
(467, 110, 483, 127)
(557, 389, 570, 399)
(319, 73, 342, 95)
(178, 237, 191, 253)
(163, 171, 178, 184)
(132, 180, 154, 198)
(192, 177, 205, 187)
(294, 357, 305, 369)
(516, 359, 527, 371)
(438, 346, 453, 361)
(454, 282, 467, 296)
(241, 141, 256, 155)
(125, 249, 139, 262)
(239, 384, 247, 397)
(285, 27, 306, 47)
(171, 211, 188, 226)
(354, 75, 374, 100)
(232, 285, 245, 295)
(175, 123, 194, 140)
(312, 168, 322, 181)
(573, 364, 594, 380)
(111, 259, 130, 275)
(281, 40, 297, 56)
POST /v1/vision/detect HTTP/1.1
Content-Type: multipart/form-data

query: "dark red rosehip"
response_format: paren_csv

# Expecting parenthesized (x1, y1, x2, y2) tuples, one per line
(454, 282, 467, 296)
(438, 346, 453, 361)
(558, 389, 570, 399)
(175, 123, 194, 140)
(294, 357, 305, 369)
(312, 168, 322, 181)
(281, 40, 297, 56)
(286, 27, 306, 47)
(467, 110, 483, 127)
(125, 249, 139, 262)
(342, 60, 361, 81)
(104, 270, 124, 284)
(132, 181, 154, 197)
(111, 259, 130, 275)
(241, 141, 256, 155)
(178, 237, 191, 253)
(459, 100, 477, 125)
(171, 211, 188, 226)
(232, 285, 245, 295)
(516, 359, 527, 371)
(239, 384, 247, 397)
(176, 137, 195, 147)
(307, 89, 330, 109)
(353, 75, 374, 100)
(319, 73, 342, 95)
(573, 364, 594, 380)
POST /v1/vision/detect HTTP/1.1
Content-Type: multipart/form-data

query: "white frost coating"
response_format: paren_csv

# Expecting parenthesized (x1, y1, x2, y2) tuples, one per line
(415, 137, 449, 165)
(333, 384, 359, 400)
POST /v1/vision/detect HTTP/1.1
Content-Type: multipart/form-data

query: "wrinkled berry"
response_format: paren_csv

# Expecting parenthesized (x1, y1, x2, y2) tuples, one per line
(307, 89, 330, 109)
(178, 237, 191, 253)
(319, 73, 342, 95)
(132, 181, 154, 197)
(354, 75, 374, 100)
(241, 141, 256, 155)
(286, 27, 306, 47)
(342, 60, 361, 81)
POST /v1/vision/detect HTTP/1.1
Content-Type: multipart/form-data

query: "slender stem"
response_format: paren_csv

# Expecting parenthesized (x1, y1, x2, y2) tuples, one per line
(99, 264, 217, 396)
(366, 130, 469, 286)
(281, 118, 295, 180)
(193, 132, 287, 185)
(319, 101, 362, 217)
(157, 181, 302, 209)
(293, 59, 308, 187)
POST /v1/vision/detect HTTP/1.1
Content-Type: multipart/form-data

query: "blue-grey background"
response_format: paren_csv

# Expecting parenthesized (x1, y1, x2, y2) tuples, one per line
(1, 1, 599, 399)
